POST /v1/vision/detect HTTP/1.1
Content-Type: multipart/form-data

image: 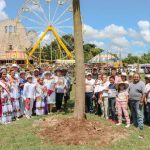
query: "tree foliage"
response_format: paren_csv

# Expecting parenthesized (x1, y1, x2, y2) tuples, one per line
(123, 52, 150, 64)
(27, 34, 104, 62)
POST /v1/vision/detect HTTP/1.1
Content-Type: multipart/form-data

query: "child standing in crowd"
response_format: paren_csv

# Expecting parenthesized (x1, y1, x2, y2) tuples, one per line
(98, 75, 110, 119)
(23, 75, 36, 119)
(116, 82, 130, 128)
(19, 71, 27, 116)
(9, 70, 20, 120)
(35, 78, 46, 116)
(108, 76, 117, 122)
(44, 72, 56, 113)
(0, 71, 12, 124)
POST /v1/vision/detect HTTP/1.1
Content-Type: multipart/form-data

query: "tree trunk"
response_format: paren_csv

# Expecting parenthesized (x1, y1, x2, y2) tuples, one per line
(73, 0, 86, 119)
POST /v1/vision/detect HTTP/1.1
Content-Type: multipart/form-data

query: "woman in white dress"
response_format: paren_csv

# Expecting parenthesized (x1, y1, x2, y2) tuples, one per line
(44, 72, 56, 113)
(0, 71, 13, 124)
(9, 70, 20, 120)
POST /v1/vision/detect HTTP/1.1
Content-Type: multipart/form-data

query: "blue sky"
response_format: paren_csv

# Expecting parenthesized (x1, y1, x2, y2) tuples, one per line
(1, 0, 150, 56)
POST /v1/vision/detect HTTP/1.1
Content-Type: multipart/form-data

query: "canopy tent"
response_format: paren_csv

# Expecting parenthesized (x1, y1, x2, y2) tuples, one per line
(88, 52, 116, 64)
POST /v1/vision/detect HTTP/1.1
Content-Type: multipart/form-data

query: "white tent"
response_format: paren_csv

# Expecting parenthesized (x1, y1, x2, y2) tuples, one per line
(88, 53, 115, 64)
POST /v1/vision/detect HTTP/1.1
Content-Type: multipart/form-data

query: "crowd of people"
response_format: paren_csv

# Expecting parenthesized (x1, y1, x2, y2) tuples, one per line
(1, 63, 150, 130)
(85, 68, 150, 130)
(0, 64, 72, 124)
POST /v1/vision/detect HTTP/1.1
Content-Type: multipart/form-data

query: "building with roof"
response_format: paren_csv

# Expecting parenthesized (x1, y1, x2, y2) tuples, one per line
(0, 19, 36, 64)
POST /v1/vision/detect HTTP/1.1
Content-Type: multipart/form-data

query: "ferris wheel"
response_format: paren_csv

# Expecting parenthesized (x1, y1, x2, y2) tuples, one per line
(17, 0, 74, 64)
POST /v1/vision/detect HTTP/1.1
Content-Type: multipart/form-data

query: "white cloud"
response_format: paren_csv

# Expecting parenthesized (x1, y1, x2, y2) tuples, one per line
(132, 41, 145, 47)
(89, 41, 104, 48)
(83, 24, 127, 40)
(128, 28, 140, 39)
(101, 24, 127, 38)
(112, 37, 130, 48)
(83, 24, 129, 51)
(0, 0, 8, 21)
(83, 24, 100, 40)
(137, 20, 150, 43)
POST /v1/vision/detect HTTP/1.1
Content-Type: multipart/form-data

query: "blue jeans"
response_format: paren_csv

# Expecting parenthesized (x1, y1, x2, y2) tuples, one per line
(129, 100, 144, 129)
(108, 97, 116, 120)
(85, 92, 94, 113)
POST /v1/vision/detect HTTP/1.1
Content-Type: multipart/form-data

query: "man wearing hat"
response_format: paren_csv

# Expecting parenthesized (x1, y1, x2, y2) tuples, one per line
(92, 67, 98, 80)
(32, 69, 40, 84)
(62, 68, 72, 110)
(11, 64, 20, 79)
(85, 72, 95, 113)
(128, 72, 134, 83)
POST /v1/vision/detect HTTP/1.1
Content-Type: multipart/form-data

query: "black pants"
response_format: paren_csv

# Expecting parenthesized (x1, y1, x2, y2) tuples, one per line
(56, 93, 64, 111)
(108, 97, 116, 120)
(95, 92, 102, 115)
(85, 92, 94, 113)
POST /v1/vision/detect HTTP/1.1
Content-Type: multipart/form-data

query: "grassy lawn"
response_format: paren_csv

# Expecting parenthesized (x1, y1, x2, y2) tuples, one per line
(1, 85, 150, 150)
(1, 114, 150, 150)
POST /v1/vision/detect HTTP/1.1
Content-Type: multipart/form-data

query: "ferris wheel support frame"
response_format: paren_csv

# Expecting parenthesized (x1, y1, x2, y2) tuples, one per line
(26, 25, 74, 67)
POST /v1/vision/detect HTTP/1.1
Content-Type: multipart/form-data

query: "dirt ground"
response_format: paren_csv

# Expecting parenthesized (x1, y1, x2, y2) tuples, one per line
(34, 116, 128, 147)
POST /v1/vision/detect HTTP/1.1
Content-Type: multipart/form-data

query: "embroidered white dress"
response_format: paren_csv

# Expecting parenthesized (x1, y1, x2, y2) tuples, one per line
(44, 78, 56, 104)
(0, 80, 12, 124)
(35, 83, 46, 115)
(9, 78, 20, 118)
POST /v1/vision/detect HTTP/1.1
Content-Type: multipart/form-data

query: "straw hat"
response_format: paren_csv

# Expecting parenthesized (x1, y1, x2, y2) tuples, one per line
(34, 69, 39, 72)
(145, 74, 150, 79)
(20, 71, 26, 75)
(121, 72, 127, 77)
(116, 82, 129, 90)
(12, 64, 19, 68)
(26, 74, 32, 80)
(129, 72, 134, 76)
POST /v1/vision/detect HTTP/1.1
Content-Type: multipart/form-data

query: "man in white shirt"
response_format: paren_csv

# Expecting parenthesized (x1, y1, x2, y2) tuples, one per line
(85, 72, 95, 113)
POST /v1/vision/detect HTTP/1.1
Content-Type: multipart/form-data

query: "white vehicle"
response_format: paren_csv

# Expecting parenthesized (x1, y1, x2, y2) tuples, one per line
(128, 64, 136, 72)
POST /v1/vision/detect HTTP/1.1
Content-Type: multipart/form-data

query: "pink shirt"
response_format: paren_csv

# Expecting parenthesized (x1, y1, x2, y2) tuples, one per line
(117, 90, 128, 102)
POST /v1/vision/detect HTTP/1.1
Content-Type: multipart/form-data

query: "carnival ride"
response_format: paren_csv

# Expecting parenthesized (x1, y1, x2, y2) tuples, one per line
(17, 0, 74, 67)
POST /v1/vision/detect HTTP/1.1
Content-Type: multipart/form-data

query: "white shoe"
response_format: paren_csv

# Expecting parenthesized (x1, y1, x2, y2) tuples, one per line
(26, 115, 31, 119)
(116, 123, 122, 126)
(16, 118, 20, 121)
(125, 124, 130, 128)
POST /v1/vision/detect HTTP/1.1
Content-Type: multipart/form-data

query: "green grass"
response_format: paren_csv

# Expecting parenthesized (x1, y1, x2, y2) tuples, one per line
(1, 113, 150, 150)
(1, 85, 150, 150)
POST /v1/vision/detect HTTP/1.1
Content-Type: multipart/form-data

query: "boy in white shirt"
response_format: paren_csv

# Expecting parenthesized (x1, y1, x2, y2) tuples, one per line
(23, 75, 36, 119)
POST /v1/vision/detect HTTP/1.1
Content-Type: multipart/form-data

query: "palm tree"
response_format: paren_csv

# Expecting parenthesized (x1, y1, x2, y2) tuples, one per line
(73, 0, 86, 119)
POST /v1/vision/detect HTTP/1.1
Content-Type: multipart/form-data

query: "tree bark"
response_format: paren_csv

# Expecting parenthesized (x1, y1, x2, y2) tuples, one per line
(73, 0, 86, 119)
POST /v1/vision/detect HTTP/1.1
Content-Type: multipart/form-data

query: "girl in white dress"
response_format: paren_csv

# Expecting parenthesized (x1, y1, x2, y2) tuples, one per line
(44, 72, 56, 113)
(35, 78, 47, 116)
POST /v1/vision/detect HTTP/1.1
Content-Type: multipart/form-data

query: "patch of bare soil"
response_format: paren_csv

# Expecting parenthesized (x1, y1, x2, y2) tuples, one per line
(34, 117, 128, 147)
